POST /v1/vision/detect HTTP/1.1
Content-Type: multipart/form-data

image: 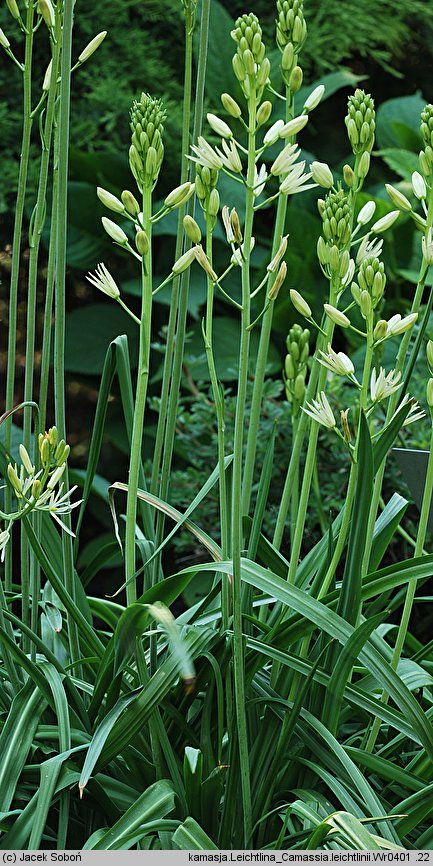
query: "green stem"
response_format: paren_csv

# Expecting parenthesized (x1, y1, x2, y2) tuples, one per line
(150, 3, 196, 499)
(230, 89, 257, 848)
(125, 186, 153, 604)
(205, 219, 229, 629)
(54, 0, 81, 672)
(151, 0, 210, 580)
(4, 1, 35, 597)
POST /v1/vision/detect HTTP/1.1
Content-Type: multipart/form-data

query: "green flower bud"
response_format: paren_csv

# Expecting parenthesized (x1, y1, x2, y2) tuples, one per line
(102, 217, 128, 245)
(48, 427, 58, 447)
(40, 437, 51, 467)
(289, 65, 303, 93)
(358, 151, 370, 179)
(232, 53, 246, 83)
(97, 187, 125, 214)
(221, 93, 242, 119)
(290, 289, 311, 318)
(281, 42, 294, 72)
(136, 230, 149, 255)
(38, 0, 55, 29)
(374, 319, 388, 341)
(172, 248, 196, 275)
(6, 0, 20, 20)
(427, 378, 433, 411)
(345, 90, 375, 155)
(427, 340, 433, 375)
(7, 464, 22, 496)
(329, 245, 340, 274)
(121, 190, 140, 216)
(385, 183, 412, 213)
(360, 290, 372, 318)
(324, 304, 350, 328)
(183, 215, 202, 245)
(276, 0, 307, 54)
(343, 164, 355, 188)
(0, 28, 10, 49)
(421, 105, 433, 152)
(322, 188, 351, 250)
(256, 101, 272, 127)
(208, 188, 220, 218)
(294, 373, 306, 402)
(19, 444, 34, 475)
(32, 479, 42, 500)
(164, 181, 194, 209)
(351, 281, 361, 305)
(311, 161, 333, 189)
(285, 355, 296, 380)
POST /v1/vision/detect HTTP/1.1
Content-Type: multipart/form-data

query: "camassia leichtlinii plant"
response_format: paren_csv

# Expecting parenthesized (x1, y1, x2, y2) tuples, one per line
(3, 0, 433, 853)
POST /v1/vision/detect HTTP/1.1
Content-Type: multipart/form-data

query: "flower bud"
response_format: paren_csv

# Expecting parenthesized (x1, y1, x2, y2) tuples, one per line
(19, 444, 34, 475)
(374, 319, 388, 341)
(267, 234, 288, 272)
(303, 85, 325, 112)
(97, 187, 124, 214)
(371, 210, 399, 233)
(389, 312, 418, 335)
(290, 289, 312, 318)
(38, 0, 55, 29)
(0, 28, 10, 49)
(172, 248, 196, 275)
(208, 188, 220, 218)
(221, 93, 242, 119)
(385, 183, 412, 212)
(232, 54, 246, 83)
(427, 340, 433, 374)
(412, 171, 426, 200)
(42, 59, 52, 92)
(360, 290, 372, 318)
(357, 201, 376, 225)
(358, 151, 370, 179)
(256, 101, 272, 127)
(264, 119, 285, 146)
(78, 31, 107, 64)
(121, 190, 140, 216)
(311, 161, 333, 189)
(427, 378, 433, 411)
(135, 230, 149, 255)
(194, 245, 218, 281)
(294, 373, 306, 402)
(32, 479, 42, 500)
(7, 464, 22, 496)
(101, 217, 128, 245)
(48, 427, 58, 447)
(289, 65, 303, 93)
(40, 437, 51, 467)
(207, 113, 233, 139)
(345, 90, 375, 155)
(48, 463, 66, 490)
(164, 181, 194, 209)
(324, 304, 350, 328)
(343, 164, 355, 188)
(6, 0, 20, 19)
(230, 210, 243, 245)
(279, 114, 309, 138)
(183, 215, 202, 245)
(268, 261, 287, 300)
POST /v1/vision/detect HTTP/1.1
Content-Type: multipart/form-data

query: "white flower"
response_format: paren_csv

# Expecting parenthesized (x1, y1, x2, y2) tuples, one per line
(357, 201, 376, 225)
(302, 391, 336, 428)
(356, 235, 383, 265)
(215, 139, 242, 173)
(412, 171, 426, 200)
(392, 393, 425, 427)
(279, 162, 316, 196)
(263, 119, 285, 146)
(36, 484, 82, 536)
(86, 263, 120, 299)
(254, 164, 268, 197)
(207, 112, 233, 139)
(270, 143, 299, 176)
(318, 344, 354, 377)
(189, 136, 223, 170)
(370, 367, 402, 402)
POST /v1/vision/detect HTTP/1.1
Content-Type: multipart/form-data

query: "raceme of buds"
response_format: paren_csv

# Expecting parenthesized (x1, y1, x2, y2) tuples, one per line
(78, 31, 107, 64)
(354, 256, 386, 308)
(231, 13, 268, 99)
(284, 322, 309, 412)
(97, 187, 125, 214)
(276, 0, 307, 56)
(183, 215, 202, 245)
(195, 164, 219, 209)
(130, 93, 165, 191)
(345, 89, 375, 155)
(385, 183, 412, 213)
(321, 188, 351, 249)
